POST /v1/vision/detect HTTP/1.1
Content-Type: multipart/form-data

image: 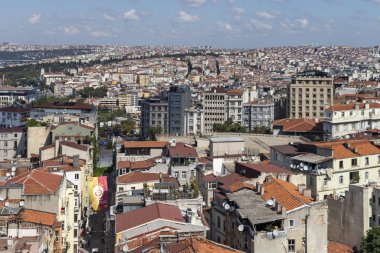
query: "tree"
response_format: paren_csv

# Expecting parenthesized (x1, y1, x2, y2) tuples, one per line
(120, 117, 135, 134)
(147, 126, 162, 141)
(361, 227, 380, 253)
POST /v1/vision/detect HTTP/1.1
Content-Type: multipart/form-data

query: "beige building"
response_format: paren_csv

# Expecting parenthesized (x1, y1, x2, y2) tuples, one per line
(226, 89, 243, 125)
(203, 87, 227, 133)
(287, 70, 334, 119)
(209, 137, 245, 157)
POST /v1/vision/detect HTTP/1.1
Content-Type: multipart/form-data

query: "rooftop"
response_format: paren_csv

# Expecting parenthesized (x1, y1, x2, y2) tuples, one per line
(124, 141, 168, 149)
(209, 137, 244, 143)
(168, 142, 198, 158)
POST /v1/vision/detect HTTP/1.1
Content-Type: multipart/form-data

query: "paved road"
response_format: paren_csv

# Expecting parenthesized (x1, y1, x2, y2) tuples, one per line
(97, 145, 113, 168)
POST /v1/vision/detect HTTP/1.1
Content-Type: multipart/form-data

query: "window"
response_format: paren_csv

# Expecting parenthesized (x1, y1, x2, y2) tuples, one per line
(339, 175, 343, 184)
(4, 141, 7, 147)
(323, 177, 328, 187)
(75, 173, 79, 180)
(208, 181, 217, 189)
(365, 157, 369, 165)
(118, 187, 124, 192)
(181, 171, 187, 179)
(61, 221, 65, 231)
(309, 177, 313, 186)
(288, 239, 295, 252)
(14, 141, 17, 149)
(174, 171, 179, 178)
(351, 159, 358, 167)
(217, 216, 221, 228)
(378, 155, 380, 164)
(378, 169, 380, 178)
(74, 229, 78, 237)
(339, 161, 343, 169)
(365, 172, 369, 180)
(288, 219, 295, 228)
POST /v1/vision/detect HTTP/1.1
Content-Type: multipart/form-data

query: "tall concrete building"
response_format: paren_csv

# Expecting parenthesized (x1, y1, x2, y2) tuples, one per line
(203, 87, 227, 133)
(243, 100, 274, 131)
(168, 85, 191, 136)
(140, 97, 169, 138)
(287, 70, 334, 119)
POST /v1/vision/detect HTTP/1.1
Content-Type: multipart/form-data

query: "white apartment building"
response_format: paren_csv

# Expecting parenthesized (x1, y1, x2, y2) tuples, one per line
(203, 87, 226, 133)
(0, 107, 30, 127)
(323, 102, 380, 140)
(184, 106, 204, 136)
(226, 89, 243, 125)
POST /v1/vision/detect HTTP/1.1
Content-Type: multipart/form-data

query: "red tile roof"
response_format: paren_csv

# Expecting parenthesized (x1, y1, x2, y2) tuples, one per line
(60, 141, 88, 152)
(217, 173, 248, 192)
(118, 172, 168, 184)
(168, 142, 198, 158)
(272, 118, 322, 132)
(124, 141, 168, 149)
(328, 241, 353, 253)
(326, 103, 380, 112)
(315, 139, 380, 159)
(5, 170, 62, 195)
(19, 209, 56, 227)
(227, 89, 243, 95)
(262, 177, 312, 211)
(115, 203, 185, 233)
(118, 158, 156, 171)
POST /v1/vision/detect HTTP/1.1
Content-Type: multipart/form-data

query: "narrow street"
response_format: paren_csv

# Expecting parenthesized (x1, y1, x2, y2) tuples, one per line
(85, 144, 116, 253)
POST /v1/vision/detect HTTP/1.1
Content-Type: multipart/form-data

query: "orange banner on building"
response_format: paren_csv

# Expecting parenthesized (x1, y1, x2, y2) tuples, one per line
(88, 176, 108, 211)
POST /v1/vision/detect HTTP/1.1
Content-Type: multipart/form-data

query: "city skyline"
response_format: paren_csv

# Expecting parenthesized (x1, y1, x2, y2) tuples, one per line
(1, 0, 380, 48)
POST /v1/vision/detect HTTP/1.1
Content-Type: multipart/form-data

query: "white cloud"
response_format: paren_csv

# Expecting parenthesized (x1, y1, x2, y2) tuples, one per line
(255, 11, 279, 19)
(103, 14, 116, 21)
(123, 9, 140, 21)
(90, 31, 111, 37)
(63, 26, 80, 35)
(249, 19, 272, 30)
(185, 0, 206, 6)
(176, 11, 199, 22)
(231, 7, 245, 19)
(297, 17, 309, 28)
(28, 14, 41, 24)
(217, 21, 233, 31)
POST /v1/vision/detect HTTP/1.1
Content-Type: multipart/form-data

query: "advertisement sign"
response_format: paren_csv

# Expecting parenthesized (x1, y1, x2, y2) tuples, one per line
(88, 176, 108, 211)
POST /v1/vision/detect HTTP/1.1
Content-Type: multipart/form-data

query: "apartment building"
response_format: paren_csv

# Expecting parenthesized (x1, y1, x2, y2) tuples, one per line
(0, 127, 27, 161)
(168, 85, 191, 136)
(243, 101, 274, 131)
(0, 106, 30, 127)
(270, 140, 380, 200)
(203, 87, 227, 133)
(287, 70, 334, 119)
(323, 102, 380, 140)
(0, 86, 37, 107)
(226, 89, 243, 125)
(184, 105, 204, 136)
(140, 97, 169, 138)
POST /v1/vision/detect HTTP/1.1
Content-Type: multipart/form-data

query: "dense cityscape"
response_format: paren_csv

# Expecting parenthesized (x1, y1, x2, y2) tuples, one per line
(1, 0, 380, 253)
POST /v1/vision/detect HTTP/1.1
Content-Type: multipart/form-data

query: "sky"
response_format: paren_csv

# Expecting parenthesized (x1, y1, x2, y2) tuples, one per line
(1, 0, 380, 48)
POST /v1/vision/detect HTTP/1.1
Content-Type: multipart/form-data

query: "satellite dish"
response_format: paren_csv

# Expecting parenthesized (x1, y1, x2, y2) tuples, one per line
(300, 163, 304, 167)
(273, 229, 279, 236)
(304, 165, 308, 171)
(238, 224, 244, 232)
(19, 201, 25, 207)
(300, 167, 304, 171)
(11, 167, 16, 172)
(229, 206, 235, 212)
(222, 202, 226, 207)
(122, 244, 129, 252)
(11, 172, 15, 177)
(4, 202, 9, 207)
(290, 164, 294, 169)
(17, 155, 21, 158)
(5, 173, 10, 177)
(224, 203, 230, 210)
(266, 199, 274, 206)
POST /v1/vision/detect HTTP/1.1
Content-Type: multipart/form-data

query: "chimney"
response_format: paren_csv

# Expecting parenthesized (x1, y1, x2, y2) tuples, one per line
(354, 102, 360, 110)
(303, 189, 312, 198)
(73, 155, 80, 168)
(297, 184, 306, 194)
(260, 184, 265, 195)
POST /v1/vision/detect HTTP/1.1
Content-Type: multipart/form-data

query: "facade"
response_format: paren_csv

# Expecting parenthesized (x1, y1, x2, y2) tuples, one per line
(168, 85, 191, 136)
(323, 102, 380, 140)
(243, 101, 274, 131)
(0, 86, 37, 106)
(184, 105, 204, 136)
(140, 97, 169, 138)
(0, 107, 30, 127)
(328, 183, 380, 250)
(168, 142, 198, 186)
(226, 89, 243, 126)
(0, 127, 27, 161)
(31, 102, 97, 125)
(287, 70, 334, 119)
(203, 87, 227, 133)
(209, 137, 245, 157)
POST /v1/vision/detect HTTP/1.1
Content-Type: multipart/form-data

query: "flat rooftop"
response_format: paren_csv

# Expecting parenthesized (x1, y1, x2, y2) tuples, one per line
(226, 189, 284, 225)
(210, 137, 245, 143)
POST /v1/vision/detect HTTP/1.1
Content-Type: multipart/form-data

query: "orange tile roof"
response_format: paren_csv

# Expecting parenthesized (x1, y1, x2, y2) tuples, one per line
(326, 103, 380, 112)
(315, 139, 380, 159)
(19, 209, 56, 227)
(6, 170, 62, 195)
(124, 141, 168, 149)
(262, 177, 312, 211)
(226, 89, 243, 95)
(272, 118, 322, 132)
(229, 182, 255, 192)
(117, 172, 169, 184)
(328, 241, 353, 253)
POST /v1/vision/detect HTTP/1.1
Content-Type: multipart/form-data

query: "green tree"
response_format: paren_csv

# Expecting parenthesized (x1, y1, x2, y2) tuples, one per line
(120, 117, 135, 134)
(361, 227, 380, 253)
(190, 179, 199, 198)
(147, 126, 162, 141)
